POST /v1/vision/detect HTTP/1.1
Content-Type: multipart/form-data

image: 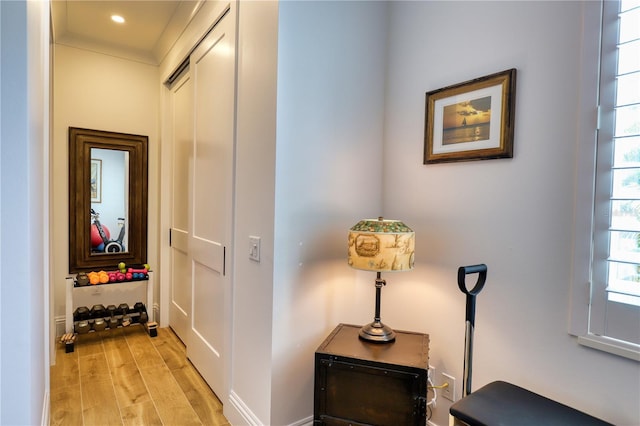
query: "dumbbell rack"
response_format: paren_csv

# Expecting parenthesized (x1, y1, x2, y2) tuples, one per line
(65, 271, 156, 346)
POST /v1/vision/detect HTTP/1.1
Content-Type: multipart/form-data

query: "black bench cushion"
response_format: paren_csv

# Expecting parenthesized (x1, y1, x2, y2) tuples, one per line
(449, 381, 613, 426)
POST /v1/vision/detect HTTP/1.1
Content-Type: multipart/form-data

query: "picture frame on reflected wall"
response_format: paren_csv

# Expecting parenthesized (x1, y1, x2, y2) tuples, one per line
(90, 159, 102, 203)
(424, 68, 516, 164)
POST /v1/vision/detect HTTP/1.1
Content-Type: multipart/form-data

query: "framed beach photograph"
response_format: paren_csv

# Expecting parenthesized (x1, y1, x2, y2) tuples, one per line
(90, 159, 102, 203)
(424, 68, 516, 164)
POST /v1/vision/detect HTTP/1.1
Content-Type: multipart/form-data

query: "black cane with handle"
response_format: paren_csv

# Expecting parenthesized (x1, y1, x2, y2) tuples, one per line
(457, 264, 487, 398)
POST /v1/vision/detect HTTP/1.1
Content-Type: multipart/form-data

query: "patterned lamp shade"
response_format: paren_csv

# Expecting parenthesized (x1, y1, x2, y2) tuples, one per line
(348, 218, 415, 272)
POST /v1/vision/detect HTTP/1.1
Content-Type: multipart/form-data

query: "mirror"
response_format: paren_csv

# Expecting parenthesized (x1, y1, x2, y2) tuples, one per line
(90, 148, 129, 253)
(69, 127, 148, 273)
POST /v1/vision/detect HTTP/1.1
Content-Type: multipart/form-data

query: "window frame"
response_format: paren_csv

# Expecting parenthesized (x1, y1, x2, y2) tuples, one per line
(570, 0, 640, 362)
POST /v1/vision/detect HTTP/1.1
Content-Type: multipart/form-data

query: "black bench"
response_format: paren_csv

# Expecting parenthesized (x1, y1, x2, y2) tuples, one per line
(449, 381, 613, 426)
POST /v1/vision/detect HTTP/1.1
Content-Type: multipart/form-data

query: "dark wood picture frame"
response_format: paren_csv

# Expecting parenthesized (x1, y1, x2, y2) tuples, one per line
(90, 159, 102, 203)
(424, 69, 516, 164)
(69, 127, 148, 273)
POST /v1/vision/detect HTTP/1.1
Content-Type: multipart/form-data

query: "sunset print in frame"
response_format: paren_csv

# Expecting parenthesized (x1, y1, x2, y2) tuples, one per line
(424, 69, 516, 164)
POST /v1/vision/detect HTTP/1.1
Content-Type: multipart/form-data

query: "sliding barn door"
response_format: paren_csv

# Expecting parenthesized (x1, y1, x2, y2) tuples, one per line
(167, 9, 235, 400)
(168, 69, 193, 344)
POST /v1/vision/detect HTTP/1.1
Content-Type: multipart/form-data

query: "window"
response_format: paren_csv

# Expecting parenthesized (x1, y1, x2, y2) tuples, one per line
(598, 0, 640, 308)
(571, 0, 640, 361)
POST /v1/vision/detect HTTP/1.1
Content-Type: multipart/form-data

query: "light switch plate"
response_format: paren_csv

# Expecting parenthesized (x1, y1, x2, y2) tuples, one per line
(249, 236, 261, 262)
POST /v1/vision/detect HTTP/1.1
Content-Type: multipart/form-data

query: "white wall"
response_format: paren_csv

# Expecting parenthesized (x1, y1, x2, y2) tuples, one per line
(229, 1, 278, 423)
(270, 2, 388, 424)
(51, 44, 159, 326)
(181, 2, 388, 424)
(383, 2, 639, 426)
(0, 0, 49, 423)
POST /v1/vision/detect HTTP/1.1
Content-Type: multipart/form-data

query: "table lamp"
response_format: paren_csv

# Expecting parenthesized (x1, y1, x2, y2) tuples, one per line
(348, 217, 415, 342)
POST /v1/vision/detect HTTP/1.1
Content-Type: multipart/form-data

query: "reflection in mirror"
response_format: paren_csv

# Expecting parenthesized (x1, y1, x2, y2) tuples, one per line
(69, 127, 148, 273)
(90, 148, 129, 253)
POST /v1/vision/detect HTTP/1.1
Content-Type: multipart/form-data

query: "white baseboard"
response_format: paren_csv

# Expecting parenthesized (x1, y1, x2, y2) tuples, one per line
(288, 415, 313, 426)
(225, 391, 312, 426)
(54, 315, 66, 337)
(41, 390, 50, 426)
(226, 391, 262, 425)
(153, 302, 160, 325)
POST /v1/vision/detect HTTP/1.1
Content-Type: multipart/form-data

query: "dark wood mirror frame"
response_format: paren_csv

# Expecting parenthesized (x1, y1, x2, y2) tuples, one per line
(69, 127, 148, 273)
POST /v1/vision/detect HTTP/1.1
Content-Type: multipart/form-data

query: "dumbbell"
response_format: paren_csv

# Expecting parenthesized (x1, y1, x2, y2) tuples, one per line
(133, 302, 148, 324)
(117, 303, 129, 315)
(128, 304, 139, 324)
(75, 320, 90, 334)
(76, 272, 89, 286)
(90, 304, 106, 319)
(119, 303, 131, 326)
(93, 317, 107, 331)
(106, 304, 117, 317)
(73, 306, 90, 322)
(82, 305, 101, 331)
(105, 305, 119, 328)
(127, 268, 148, 280)
(114, 303, 128, 326)
(84, 304, 104, 331)
(108, 316, 119, 329)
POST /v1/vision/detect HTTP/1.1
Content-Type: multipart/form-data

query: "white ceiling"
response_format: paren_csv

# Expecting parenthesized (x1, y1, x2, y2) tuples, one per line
(51, 0, 204, 65)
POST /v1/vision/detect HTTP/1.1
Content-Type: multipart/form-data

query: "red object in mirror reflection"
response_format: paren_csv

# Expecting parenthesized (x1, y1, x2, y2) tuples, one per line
(90, 223, 110, 247)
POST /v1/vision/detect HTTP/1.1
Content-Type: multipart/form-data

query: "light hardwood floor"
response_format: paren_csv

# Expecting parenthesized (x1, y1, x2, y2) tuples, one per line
(50, 326, 230, 426)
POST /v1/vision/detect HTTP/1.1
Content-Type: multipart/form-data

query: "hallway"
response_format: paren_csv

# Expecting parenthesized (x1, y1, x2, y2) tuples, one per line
(50, 326, 230, 425)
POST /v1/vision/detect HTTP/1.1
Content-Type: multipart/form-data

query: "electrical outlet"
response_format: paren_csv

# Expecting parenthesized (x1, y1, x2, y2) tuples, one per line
(441, 372, 457, 402)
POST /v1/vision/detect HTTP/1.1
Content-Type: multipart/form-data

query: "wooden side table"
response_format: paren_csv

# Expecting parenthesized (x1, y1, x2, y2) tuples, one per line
(314, 323, 430, 426)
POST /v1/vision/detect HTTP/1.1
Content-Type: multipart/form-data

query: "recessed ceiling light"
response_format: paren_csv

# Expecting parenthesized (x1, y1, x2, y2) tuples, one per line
(111, 15, 125, 24)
